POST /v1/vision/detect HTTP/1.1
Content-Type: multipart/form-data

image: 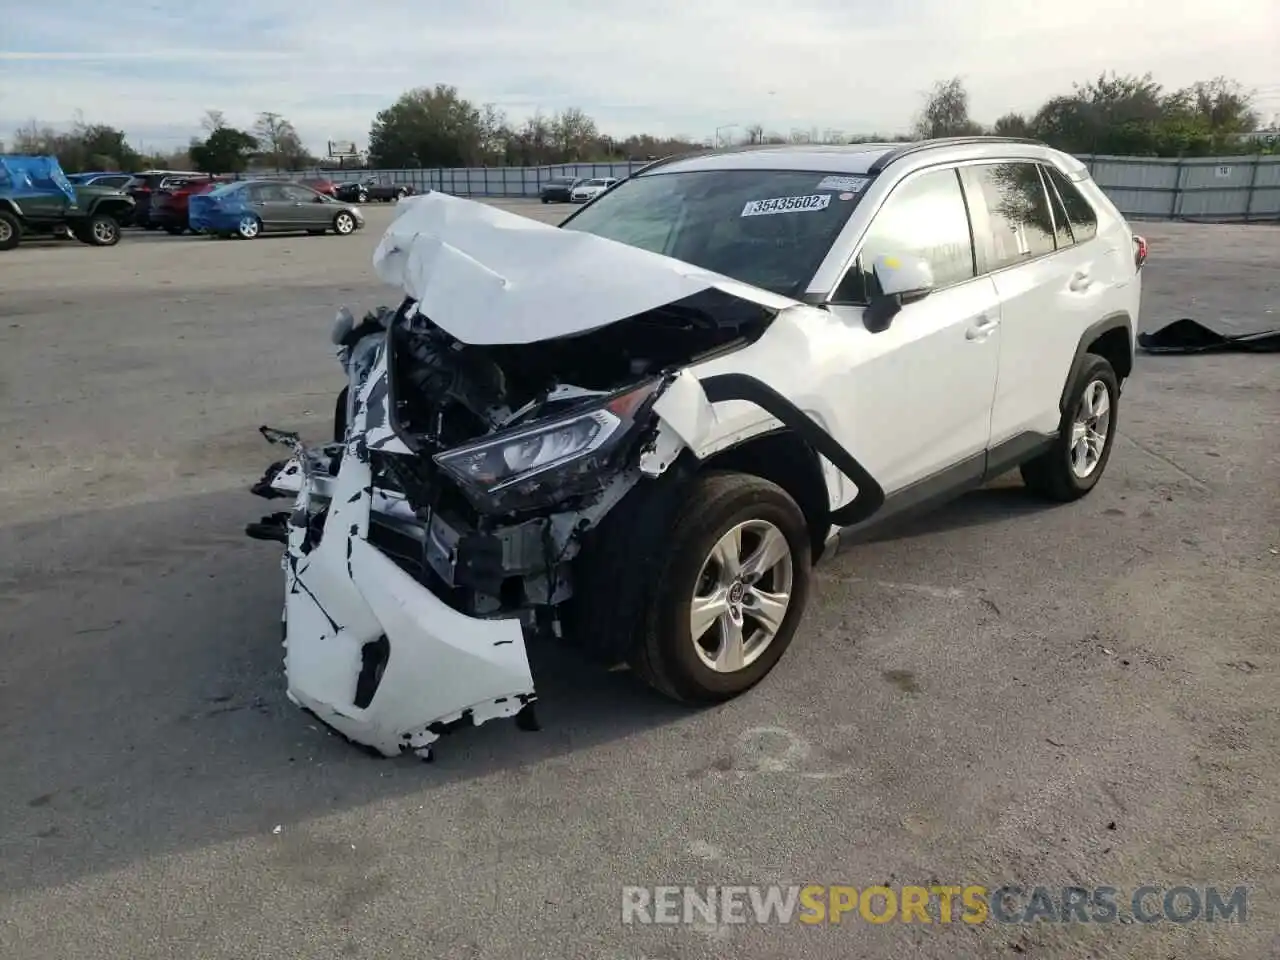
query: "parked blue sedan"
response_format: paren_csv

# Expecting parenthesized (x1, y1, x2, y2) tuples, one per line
(189, 179, 364, 239)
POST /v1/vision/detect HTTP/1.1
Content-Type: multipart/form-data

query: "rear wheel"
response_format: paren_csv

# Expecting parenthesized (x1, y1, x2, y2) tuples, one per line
(0, 210, 20, 250)
(1021, 353, 1120, 501)
(626, 472, 812, 703)
(235, 215, 261, 239)
(164, 225, 185, 236)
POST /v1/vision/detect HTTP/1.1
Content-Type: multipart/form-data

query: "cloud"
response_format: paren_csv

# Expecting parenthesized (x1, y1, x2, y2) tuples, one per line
(2, 0, 1276, 152)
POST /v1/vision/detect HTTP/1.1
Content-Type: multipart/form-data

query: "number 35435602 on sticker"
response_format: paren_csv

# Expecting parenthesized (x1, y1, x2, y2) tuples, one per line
(741, 194, 832, 217)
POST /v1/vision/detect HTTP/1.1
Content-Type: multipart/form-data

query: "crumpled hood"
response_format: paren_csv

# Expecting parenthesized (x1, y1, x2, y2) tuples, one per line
(370, 191, 798, 346)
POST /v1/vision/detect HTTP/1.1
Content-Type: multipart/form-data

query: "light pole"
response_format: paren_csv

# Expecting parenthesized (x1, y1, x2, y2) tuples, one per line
(714, 124, 740, 148)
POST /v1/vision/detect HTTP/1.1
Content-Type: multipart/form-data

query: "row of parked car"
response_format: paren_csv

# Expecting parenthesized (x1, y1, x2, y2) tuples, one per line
(103, 170, 416, 237)
(0, 162, 421, 249)
(538, 175, 620, 204)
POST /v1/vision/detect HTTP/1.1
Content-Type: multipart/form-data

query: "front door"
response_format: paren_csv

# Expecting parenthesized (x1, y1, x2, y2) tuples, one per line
(279, 183, 328, 227)
(824, 166, 1002, 494)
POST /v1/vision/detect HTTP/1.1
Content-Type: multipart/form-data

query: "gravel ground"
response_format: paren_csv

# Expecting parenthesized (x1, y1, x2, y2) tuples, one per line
(1, 203, 1277, 960)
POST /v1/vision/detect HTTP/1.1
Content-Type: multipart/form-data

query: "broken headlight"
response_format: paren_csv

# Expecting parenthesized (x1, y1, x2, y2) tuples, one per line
(433, 379, 662, 513)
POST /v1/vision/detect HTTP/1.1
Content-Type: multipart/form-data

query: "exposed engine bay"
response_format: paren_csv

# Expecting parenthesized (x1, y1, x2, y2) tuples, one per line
(253, 288, 775, 635)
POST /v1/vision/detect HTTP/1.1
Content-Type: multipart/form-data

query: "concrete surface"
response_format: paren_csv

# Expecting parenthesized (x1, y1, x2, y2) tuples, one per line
(1, 203, 1277, 960)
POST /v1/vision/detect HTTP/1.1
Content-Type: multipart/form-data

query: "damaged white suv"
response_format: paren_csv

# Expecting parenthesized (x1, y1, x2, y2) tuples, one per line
(248, 137, 1146, 758)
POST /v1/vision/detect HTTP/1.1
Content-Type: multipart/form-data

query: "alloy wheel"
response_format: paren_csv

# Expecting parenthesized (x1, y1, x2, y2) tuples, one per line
(690, 519, 794, 673)
(1070, 379, 1112, 478)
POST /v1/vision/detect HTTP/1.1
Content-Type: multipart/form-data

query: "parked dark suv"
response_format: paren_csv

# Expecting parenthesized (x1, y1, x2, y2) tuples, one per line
(539, 176, 581, 203)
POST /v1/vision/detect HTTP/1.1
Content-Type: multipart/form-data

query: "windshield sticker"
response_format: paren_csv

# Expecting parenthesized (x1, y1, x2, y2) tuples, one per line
(816, 175, 871, 193)
(741, 194, 832, 217)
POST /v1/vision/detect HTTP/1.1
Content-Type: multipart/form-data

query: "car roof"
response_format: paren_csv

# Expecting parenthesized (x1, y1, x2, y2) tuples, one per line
(641, 137, 1085, 179)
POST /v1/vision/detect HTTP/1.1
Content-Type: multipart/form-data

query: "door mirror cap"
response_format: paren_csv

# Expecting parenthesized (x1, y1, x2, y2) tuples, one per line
(873, 253, 935, 300)
(863, 254, 935, 333)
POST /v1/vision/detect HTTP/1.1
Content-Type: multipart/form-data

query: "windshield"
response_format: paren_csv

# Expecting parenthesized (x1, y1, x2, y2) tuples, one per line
(561, 168, 871, 298)
(208, 182, 246, 198)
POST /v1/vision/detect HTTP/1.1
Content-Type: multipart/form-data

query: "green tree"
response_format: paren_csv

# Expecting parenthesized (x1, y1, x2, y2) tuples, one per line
(190, 127, 258, 174)
(367, 84, 490, 167)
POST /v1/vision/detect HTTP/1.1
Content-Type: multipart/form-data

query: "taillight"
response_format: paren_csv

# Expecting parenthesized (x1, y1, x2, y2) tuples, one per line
(1133, 235, 1148, 270)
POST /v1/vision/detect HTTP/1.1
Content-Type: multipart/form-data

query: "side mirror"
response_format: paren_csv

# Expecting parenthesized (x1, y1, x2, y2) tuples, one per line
(864, 254, 935, 332)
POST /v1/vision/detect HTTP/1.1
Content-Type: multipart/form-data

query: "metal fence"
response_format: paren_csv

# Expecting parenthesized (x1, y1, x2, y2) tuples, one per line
(289, 154, 1280, 222)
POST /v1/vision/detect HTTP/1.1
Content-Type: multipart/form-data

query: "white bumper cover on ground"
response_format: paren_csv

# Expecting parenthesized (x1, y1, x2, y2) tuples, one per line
(279, 365, 535, 758)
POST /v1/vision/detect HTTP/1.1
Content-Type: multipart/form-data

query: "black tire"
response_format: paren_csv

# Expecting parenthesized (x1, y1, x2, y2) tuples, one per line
(143, 222, 159, 231)
(164, 225, 185, 236)
(1021, 353, 1120, 501)
(541, 197, 549, 204)
(235, 215, 262, 240)
(0, 209, 20, 250)
(622, 471, 813, 703)
(81, 214, 121, 246)
(332, 211, 357, 236)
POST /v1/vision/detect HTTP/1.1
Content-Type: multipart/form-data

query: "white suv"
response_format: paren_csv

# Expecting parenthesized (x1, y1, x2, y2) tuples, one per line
(248, 137, 1146, 758)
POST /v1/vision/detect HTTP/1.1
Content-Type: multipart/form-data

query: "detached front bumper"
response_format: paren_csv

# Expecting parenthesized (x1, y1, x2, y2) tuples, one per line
(258, 427, 536, 758)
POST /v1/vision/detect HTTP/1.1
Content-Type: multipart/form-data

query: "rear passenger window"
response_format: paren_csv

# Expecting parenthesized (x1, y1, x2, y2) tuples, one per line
(969, 162, 1057, 270)
(838, 167, 975, 303)
(1043, 166, 1098, 243)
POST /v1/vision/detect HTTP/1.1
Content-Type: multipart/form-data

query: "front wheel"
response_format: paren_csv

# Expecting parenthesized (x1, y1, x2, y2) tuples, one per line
(332, 212, 356, 235)
(81, 214, 121, 246)
(627, 472, 812, 703)
(1021, 353, 1120, 501)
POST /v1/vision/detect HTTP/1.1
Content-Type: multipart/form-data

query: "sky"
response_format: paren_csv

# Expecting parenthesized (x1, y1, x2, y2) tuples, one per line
(2, 0, 1278, 156)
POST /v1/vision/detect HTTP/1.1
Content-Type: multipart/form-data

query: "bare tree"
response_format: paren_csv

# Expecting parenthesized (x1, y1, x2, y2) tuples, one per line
(550, 107, 598, 161)
(913, 77, 985, 139)
(253, 111, 309, 170)
(201, 110, 227, 134)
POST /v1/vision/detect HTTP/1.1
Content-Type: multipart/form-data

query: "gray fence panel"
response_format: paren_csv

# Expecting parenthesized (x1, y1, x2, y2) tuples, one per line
(289, 154, 1280, 220)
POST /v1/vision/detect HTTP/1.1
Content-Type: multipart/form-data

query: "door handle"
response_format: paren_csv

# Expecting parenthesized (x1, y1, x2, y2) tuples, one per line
(964, 314, 1000, 341)
(1068, 271, 1092, 292)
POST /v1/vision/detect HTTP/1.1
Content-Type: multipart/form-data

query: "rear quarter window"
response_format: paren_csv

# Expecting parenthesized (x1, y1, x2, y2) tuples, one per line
(1043, 166, 1098, 243)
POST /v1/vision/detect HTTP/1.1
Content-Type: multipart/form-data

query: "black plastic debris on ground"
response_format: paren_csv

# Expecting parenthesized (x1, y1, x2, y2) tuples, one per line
(1138, 318, 1280, 354)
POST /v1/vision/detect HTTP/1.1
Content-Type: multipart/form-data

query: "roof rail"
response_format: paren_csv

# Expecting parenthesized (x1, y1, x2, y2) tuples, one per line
(627, 142, 803, 177)
(866, 136, 1047, 174)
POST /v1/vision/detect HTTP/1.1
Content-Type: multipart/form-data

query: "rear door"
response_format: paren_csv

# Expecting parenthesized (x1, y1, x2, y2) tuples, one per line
(962, 161, 1108, 444)
(249, 183, 293, 229)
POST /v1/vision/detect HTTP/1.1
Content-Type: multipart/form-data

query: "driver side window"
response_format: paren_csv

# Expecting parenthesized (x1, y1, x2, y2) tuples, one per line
(835, 167, 976, 303)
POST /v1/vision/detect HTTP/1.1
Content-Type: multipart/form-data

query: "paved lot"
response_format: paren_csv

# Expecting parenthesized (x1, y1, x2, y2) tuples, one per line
(1, 203, 1277, 960)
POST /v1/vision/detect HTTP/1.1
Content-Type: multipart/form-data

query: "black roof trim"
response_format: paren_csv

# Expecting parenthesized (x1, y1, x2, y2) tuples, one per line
(866, 136, 1047, 174)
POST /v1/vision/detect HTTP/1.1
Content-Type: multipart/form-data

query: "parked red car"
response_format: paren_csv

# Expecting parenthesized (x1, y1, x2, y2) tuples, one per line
(300, 177, 337, 197)
(152, 177, 233, 234)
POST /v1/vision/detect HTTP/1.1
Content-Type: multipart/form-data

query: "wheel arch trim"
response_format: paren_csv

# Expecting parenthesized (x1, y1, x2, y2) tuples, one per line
(697, 373, 885, 526)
